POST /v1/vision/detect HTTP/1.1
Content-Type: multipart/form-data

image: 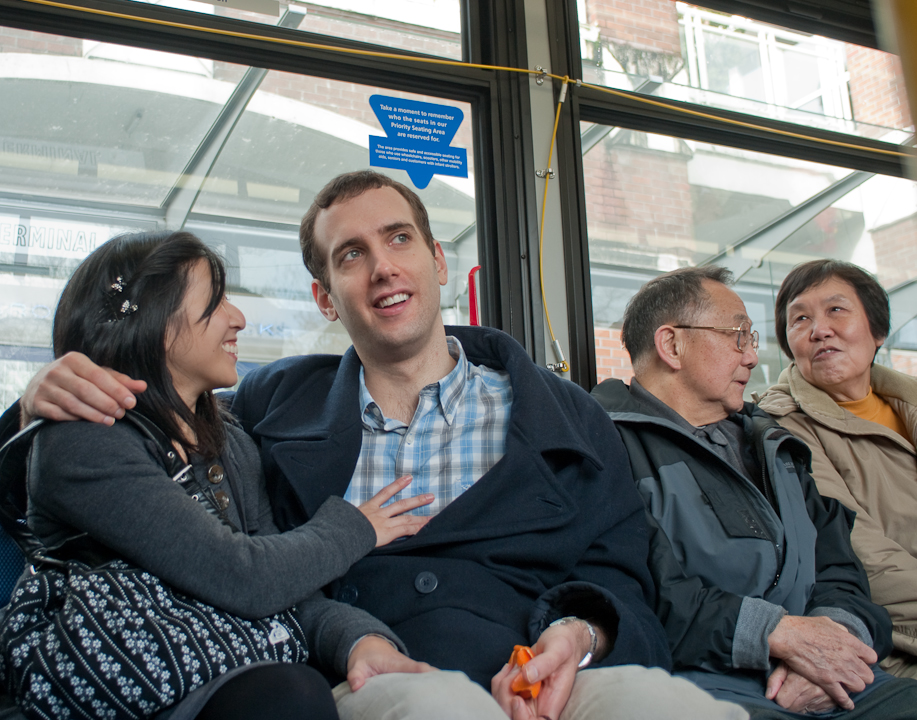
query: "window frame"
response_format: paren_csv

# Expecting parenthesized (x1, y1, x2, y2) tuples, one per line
(0, 0, 546, 354)
(546, 0, 911, 389)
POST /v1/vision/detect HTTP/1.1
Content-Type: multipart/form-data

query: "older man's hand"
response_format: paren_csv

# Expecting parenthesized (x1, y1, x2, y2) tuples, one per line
(766, 662, 837, 714)
(767, 615, 876, 711)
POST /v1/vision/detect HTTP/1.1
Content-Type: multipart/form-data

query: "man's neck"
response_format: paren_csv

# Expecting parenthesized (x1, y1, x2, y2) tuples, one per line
(360, 332, 458, 424)
(635, 373, 728, 427)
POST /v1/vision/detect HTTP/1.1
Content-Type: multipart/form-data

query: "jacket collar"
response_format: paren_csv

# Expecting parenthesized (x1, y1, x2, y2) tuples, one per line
(779, 361, 917, 417)
(762, 363, 917, 445)
(453, 326, 603, 467)
(869, 363, 917, 405)
(257, 325, 603, 468)
(250, 348, 361, 442)
(595, 377, 808, 462)
(785, 363, 844, 421)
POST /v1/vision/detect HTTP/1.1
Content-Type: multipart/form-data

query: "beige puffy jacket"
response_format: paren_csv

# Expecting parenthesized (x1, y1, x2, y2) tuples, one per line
(758, 363, 917, 677)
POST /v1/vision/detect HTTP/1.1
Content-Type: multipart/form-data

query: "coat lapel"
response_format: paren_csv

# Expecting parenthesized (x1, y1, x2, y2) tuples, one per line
(262, 327, 603, 535)
(261, 348, 364, 517)
(374, 425, 581, 553)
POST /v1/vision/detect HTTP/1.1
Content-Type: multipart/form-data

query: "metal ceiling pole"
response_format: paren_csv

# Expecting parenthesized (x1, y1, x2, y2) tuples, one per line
(874, 0, 917, 149)
(161, 8, 305, 230)
(699, 170, 873, 280)
(877, 0, 917, 349)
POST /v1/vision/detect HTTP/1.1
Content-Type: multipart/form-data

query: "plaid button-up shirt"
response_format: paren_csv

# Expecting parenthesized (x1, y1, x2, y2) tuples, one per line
(343, 337, 513, 515)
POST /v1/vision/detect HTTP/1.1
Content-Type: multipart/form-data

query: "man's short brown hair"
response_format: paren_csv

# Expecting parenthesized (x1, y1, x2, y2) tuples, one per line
(300, 170, 436, 290)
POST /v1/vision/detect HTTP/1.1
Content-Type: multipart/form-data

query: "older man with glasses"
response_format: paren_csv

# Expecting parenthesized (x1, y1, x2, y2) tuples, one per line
(591, 266, 917, 719)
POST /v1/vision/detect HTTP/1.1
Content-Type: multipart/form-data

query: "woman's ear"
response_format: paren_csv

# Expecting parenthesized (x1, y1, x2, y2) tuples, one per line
(654, 325, 683, 371)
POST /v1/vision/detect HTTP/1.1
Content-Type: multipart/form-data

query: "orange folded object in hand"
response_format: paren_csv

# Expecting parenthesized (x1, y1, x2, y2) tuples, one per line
(509, 645, 541, 699)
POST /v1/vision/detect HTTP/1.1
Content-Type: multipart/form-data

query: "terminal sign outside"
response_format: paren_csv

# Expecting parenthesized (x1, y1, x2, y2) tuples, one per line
(369, 95, 468, 189)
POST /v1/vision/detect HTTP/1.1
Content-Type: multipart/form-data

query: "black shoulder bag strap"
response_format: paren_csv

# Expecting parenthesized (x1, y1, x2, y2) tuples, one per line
(0, 411, 199, 569)
(0, 418, 49, 565)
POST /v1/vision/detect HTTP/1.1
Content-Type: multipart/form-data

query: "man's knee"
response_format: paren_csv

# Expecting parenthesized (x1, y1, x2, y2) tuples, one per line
(334, 666, 748, 720)
(333, 671, 505, 720)
(562, 666, 749, 720)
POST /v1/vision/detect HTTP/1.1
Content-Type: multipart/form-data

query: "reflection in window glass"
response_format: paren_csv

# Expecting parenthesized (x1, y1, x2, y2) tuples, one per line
(0, 48, 225, 207)
(584, 123, 917, 396)
(778, 48, 823, 113)
(194, 70, 476, 234)
(127, 0, 462, 59)
(702, 31, 765, 103)
(0, 25, 477, 406)
(578, 0, 911, 141)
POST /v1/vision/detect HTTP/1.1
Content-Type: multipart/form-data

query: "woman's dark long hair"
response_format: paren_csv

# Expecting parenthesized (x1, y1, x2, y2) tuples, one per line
(53, 230, 229, 458)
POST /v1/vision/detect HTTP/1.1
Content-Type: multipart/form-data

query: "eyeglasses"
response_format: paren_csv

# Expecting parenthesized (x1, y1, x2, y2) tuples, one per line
(674, 323, 759, 353)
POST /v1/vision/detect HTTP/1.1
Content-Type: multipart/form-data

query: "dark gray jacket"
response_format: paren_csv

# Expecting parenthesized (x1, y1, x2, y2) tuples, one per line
(591, 379, 891, 700)
(27, 418, 401, 676)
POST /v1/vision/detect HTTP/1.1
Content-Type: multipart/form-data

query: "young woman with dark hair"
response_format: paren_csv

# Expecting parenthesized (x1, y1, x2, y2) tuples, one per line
(52, 230, 235, 460)
(3, 230, 434, 719)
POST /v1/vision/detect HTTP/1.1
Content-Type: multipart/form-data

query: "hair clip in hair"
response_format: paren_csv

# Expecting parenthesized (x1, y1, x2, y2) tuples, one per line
(119, 299, 138, 317)
(102, 275, 139, 323)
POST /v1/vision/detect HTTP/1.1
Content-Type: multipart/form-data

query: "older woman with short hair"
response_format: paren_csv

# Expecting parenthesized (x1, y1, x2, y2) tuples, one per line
(758, 259, 917, 680)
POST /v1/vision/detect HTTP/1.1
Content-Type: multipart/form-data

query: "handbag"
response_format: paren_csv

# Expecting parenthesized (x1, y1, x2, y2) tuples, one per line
(0, 412, 310, 720)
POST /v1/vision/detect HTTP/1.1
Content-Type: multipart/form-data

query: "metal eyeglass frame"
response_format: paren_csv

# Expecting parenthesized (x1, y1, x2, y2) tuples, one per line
(673, 323, 759, 353)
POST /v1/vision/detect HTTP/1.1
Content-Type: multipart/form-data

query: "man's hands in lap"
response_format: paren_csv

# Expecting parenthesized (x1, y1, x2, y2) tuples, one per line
(766, 662, 836, 714)
(767, 615, 876, 711)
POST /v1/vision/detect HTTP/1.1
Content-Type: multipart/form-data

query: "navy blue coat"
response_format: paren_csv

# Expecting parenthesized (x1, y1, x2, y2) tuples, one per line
(232, 326, 671, 686)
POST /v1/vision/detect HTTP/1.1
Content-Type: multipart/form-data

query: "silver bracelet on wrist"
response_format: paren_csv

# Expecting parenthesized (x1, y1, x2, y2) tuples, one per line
(549, 616, 598, 668)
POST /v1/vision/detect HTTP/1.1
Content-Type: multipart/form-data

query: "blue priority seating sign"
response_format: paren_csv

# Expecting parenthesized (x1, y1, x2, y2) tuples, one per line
(369, 95, 468, 189)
